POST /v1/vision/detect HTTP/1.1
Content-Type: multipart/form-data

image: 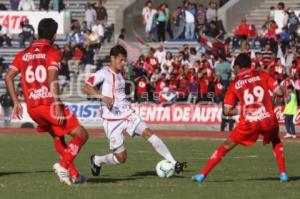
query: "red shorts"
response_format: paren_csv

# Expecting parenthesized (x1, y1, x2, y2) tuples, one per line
(28, 105, 79, 136)
(230, 124, 279, 146)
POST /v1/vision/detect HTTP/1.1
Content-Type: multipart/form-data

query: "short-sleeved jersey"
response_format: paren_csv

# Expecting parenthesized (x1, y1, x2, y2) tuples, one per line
(224, 68, 279, 129)
(9, 40, 62, 109)
(86, 66, 133, 120)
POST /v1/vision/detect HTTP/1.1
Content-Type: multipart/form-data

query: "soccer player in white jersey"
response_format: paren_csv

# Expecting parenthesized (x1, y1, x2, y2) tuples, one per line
(83, 45, 186, 176)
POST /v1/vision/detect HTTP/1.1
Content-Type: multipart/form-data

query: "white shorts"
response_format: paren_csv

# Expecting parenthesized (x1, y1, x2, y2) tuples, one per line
(102, 113, 148, 152)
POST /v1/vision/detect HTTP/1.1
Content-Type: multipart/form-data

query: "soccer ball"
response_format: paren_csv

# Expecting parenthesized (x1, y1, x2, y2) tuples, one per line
(155, 160, 175, 178)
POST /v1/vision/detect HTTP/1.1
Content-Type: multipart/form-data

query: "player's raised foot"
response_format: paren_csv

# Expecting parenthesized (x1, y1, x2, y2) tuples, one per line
(192, 174, 206, 183)
(72, 175, 87, 185)
(280, 172, 289, 183)
(53, 163, 72, 186)
(174, 161, 187, 174)
(90, 155, 101, 176)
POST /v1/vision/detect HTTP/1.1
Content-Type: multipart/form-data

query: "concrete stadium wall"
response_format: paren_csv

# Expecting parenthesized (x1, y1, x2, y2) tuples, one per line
(218, 0, 262, 33)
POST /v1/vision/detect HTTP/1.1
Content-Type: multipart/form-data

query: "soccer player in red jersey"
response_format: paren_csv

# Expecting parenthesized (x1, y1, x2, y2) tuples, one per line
(193, 53, 289, 183)
(5, 18, 89, 185)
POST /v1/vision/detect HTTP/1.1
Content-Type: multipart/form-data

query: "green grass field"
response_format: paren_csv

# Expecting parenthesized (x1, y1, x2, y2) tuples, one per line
(0, 134, 300, 199)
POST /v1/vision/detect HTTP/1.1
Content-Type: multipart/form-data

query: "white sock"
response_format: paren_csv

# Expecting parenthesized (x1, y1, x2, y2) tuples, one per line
(148, 135, 176, 165)
(94, 153, 120, 166)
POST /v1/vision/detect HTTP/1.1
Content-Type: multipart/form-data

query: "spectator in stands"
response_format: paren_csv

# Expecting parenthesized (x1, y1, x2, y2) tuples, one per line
(95, 0, 107, 24)
(85, 2, 97, 30)
(283, 85, 297, 139)
(277, 2, 285, 10)
(287, 11, 299, 41)
(206, 1, 217, 23)
(154, 45, 166, 64)
(214, 55, 231, 93)
(173, 2, 188, 40)
(0, 24, 12, 47)
(19, 18, 35, 48)
(185, 2, 196, 40)
(50, 0, 64, 12)
(18, 0, 35, 11)
(262, 43, 274, 68)
(196, 4, 206, 35)
(90, 19, 104, 43)
(142, 1, 155, 41)
(204, 20, 224, 39)
(136, 75, 149, 102)
(0, 57, 5, 79)
(39, 0, 50, 11)
(188, 75, 199, 103)
(233, 17, 250, 47)
(0, 90, 14, 128)
(10, 0, 20, 10)
(156, 3, 167, 42)
(145, 48, 159, 76)
(118, 28, 126, 40)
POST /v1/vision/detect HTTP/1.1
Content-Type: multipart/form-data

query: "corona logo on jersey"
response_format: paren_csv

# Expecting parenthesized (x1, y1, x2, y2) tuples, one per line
(28, 86, 52, 100)
(22, 53, 46, 61)
(235, 76, 261, 89)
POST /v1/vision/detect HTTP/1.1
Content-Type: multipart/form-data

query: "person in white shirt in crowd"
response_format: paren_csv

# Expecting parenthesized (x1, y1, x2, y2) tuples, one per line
(154, 45, 166, 64)
(91, 19, 105, 43)
(85, 2, 97, 30)
(18, 0, 35, 11)
(142, 1, 155, 41)
(206, 1, 217, 23)
(83, 45, 186, 177)
(185, 2, 196, 40)
(0, 24, 12, 47)
(160, 51, 174, 79)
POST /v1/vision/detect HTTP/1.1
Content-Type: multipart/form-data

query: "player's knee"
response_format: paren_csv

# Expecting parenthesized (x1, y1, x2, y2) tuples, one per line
(141, 128, 153, 139)
(70, 126, 89, 142)
(114, 152, 127, 164)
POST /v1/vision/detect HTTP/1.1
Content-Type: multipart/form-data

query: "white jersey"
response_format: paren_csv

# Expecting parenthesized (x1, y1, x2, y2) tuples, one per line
(86, 66, 133, 120)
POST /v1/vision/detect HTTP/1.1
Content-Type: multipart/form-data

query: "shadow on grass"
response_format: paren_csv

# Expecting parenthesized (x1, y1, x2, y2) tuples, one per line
(247, 176, 300, 182)
(87, 177, 139, 184)
(0, 170, 52, 177)
(131, 170, 187, 178)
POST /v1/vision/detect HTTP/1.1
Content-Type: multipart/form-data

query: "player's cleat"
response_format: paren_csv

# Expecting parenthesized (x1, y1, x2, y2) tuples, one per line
(174, 161, 187, 174)
(53, 163, 72, 186)
(280, 172, 289, 183)
(72, 175, 87, 184)
(90, 154, 101, 176)
(192, 174, 206, 183)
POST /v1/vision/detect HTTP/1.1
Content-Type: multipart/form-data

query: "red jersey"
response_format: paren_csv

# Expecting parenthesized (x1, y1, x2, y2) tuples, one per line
(224, 69, 279, 129)
(137, 79, 148, 94)
(10, 39, 62, 109)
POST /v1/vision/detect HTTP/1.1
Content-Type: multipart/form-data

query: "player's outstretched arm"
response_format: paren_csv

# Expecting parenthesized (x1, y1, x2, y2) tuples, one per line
(274, 86, 284, 97)
(5, 68, 23, 119)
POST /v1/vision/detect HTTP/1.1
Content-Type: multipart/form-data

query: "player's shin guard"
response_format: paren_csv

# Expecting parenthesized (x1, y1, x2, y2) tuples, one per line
(53, 138, 79, 177)
(147, 135, 176, 165)
(273, 142, 286, 174)
(59, 136, 85, 169)
(200, 145, 229, 176)
(94, 153, 120, 166)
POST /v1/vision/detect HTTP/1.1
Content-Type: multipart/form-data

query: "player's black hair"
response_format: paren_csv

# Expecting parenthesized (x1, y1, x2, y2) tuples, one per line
(287, 84, 294, 91)
(38, 18, 58, 40)
(110, 45, 127, 57)
(234, 53, 251, 69)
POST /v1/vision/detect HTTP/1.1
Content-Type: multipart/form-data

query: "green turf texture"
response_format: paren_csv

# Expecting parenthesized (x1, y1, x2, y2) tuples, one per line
(0, 134, 299, 199)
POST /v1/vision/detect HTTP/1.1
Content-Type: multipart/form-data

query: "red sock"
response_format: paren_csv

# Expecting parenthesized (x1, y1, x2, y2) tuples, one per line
(54, 138, 79, 177)
(273, 142, 286, 174)
(57, 136, 85, 173)
(201, 145, 228, 176)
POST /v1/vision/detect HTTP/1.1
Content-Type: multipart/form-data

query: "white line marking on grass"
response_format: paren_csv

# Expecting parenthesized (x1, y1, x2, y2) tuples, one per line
(197, 155, 257, 160)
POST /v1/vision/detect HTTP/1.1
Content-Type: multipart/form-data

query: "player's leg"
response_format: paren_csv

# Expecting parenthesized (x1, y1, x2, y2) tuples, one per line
(271, 134, 288, 182)
(141, 128, 187, 174)
(52, 135, 86, 184)
(90, 120, 126, 176)
(193, 137, 237, 182)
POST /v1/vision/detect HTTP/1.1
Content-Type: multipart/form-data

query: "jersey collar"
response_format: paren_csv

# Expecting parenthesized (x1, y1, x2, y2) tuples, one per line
(237, 68, 253, 76)
(32, 39, 51, 46)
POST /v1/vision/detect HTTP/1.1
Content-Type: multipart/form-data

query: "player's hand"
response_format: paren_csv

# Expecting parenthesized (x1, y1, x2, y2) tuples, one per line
(13, 103, 23, 120)
(102, 96, 113, 109)
(54, 103, 66, 126)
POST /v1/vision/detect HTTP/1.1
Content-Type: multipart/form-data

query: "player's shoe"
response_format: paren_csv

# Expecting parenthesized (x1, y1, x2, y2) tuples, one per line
(72, 175, 87, 184)
(280, 172, 289, 183)
(284, 134, 293, 138)
(174, 161, 187, 174)
(90, 154, 101, 176)
(53, 163, 72, 186)
(192, 174, 206, 183)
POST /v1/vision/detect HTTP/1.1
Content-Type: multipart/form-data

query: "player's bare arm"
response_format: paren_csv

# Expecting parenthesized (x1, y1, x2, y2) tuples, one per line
(223, 106, 238, 116)
(83, 83, 113, 108)
(274, 86, 284, 97)
(48, 68, 65, 126)
(5, 68, 23, 119)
